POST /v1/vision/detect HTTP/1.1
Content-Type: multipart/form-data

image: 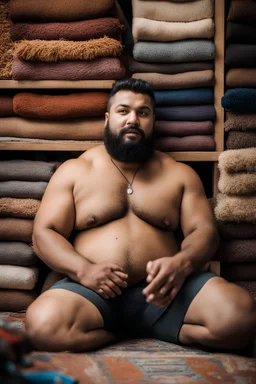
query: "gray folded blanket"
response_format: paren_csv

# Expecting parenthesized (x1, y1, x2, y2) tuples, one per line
(0, 181, 47, 199)
(133, 40, 215, 63)
(0, 160, 56, 181)
(0, 242, 38, 266)
(214, 194, 256, 223)
(218, 148, 256, 173)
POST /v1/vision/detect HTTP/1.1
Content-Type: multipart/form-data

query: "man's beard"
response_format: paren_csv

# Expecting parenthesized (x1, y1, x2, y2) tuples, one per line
(104, 121, 155, 163)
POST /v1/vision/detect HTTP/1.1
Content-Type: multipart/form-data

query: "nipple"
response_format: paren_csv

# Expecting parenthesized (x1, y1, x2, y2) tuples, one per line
(163, 218, 171, 228)
(87, 216, 96, 227)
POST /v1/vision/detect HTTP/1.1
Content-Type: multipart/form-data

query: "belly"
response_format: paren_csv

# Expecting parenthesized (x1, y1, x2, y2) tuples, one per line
(73, 214, 179, 285)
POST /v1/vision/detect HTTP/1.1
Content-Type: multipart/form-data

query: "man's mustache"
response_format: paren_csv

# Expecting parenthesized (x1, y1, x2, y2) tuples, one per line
(120, 125, 145, 136)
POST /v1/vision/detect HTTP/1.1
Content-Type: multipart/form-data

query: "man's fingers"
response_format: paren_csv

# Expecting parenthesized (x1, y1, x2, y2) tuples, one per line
(143, 273, 166, 298)
(106, 278, 122, 295)
(146, 261, 159, 276)
(110, 272, 128, 289)
(113, 270, 128, 281)
(100, 284, 116, 299)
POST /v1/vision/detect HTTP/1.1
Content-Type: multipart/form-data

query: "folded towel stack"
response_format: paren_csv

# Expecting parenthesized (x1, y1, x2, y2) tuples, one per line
(130, 0, 216, 151)
(223, 0, 256, 150)
(7, 0, 127, 80)
(0, 159, 57, 311)
(213, 149, 256, 299)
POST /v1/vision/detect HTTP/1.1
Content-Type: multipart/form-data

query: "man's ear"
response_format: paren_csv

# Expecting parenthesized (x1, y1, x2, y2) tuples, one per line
(104, 112, 109, 127)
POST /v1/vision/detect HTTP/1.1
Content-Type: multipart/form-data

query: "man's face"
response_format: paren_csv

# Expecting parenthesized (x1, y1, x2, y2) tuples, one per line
(104, 90, 155, 163)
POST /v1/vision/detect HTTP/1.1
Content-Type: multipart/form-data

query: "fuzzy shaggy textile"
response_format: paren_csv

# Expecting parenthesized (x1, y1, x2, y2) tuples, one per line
(0, 290, 37, 311)
(214, 194, 256, 223)
(155, 135, 215, 151)
(133, 40, 215, 63)
(132, 18, 214, 42)
(226, 22, 256, 43)
(155, 105, 216, 122)
(214, 239, 256, 263)
(132, 70, 214, 90)
(154, 88, 214, 105)
(11, 18, 124, 41)
(13, 92, 109, 119)
(225, 44, 256, 67)
(218, 148, 256, 173)
(0, 181, 47, 199)
(226, 69, 256, 88)
(14, 37, 123, 62)
(0, 242, 37, 266)
(0, 265, 38, 290)
(0, 117, 105, 140)
(0, 197, 40, 219)
(0, 96, 15, 116)
(218, 172, 256, 195)
(221, 88, 256, 112)
(227, 0, 256, 25)
(226, 131, 256, 149)
(129, 59, 214, 74)
(0, 218, 33, 242)
(132, 0, 214, 22)
(12, 57, 125, 80)
(155, 121, 213, 136)
(0, 160, 56, 181)
(9, 0, 114, 22)
(225, 113, 256, 131)
(0, 0, 14, 79)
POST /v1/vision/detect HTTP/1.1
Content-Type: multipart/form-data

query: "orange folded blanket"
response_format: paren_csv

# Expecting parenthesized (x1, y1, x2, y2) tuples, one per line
(0, 290, 37, 311)
(0, 218, 33, 242)
(0, 197, 40, 219)
(13, 92, 109, 119)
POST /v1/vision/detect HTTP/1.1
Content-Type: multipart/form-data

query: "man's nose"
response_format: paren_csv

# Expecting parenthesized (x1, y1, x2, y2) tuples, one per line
(127, 110, 139, 125)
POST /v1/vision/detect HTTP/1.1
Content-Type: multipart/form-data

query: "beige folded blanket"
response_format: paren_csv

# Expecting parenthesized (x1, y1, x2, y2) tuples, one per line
(13, 92, 109, 119)
(132, 0, 214, 22)
(218, 148, 256, 173)
(0, 181, 47, 199)
(226, 68, 256, 88)
(14, 37, 123, 62)
(214, 194, 256, 223)
(218, 172, 256, 195)
(0, 265, 39, 290)
(0, 160, 56, 181)
(0, 218, 33, 242)
(132, 70, 214, 90)
(0, 242, 38, 266)
(0, 290, 37, 311)
(225, 113, 256, 131)
(133, 18, 214, 42)
(0, 117, 105, 140)
(0, 197, 40, 219)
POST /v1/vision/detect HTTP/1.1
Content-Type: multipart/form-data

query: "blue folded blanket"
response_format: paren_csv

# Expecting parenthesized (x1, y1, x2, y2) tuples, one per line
(221, 88, 256, 113)
(155, 105, 216, 121)
(154, 88, 214, 106)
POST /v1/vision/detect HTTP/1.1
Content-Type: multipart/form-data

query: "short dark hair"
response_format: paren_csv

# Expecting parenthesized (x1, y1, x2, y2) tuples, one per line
(107, 78, 155, 112)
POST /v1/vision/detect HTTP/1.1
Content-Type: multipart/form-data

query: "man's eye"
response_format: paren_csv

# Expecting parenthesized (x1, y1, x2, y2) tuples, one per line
(139, 111, 148, 116)
(119, 110, 127, 114)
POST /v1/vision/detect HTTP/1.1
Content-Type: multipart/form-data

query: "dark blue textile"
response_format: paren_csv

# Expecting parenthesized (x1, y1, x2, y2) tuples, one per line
(221, 88, 256, 112)
(154, 88, 214, 106)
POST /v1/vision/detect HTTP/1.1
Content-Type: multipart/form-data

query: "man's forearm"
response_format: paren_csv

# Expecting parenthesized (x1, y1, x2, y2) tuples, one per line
(174, 226, 220, 276)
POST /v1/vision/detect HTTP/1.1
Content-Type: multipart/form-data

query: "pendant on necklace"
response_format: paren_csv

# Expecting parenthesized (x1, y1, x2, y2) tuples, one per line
(127, 185, 133, 195)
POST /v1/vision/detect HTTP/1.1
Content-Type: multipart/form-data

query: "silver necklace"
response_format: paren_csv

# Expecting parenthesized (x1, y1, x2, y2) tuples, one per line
(110, 157, 140, 195)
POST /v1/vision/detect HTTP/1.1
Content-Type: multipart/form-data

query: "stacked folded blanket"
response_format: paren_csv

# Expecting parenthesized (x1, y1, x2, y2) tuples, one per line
(0, 159, 57, 311)
(130, 0, 216, 152)
(213, 148, 256, 299)
(7, 0, 127, 80)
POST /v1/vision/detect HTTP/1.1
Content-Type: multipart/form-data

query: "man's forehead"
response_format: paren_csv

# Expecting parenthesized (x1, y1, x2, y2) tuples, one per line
(110, 90, 152, 108)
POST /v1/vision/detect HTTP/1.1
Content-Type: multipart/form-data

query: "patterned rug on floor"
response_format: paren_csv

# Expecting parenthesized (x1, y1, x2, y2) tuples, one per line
(1, 312, 256, 384)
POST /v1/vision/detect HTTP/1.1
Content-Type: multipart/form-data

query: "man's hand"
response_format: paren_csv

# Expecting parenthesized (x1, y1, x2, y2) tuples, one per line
(78, 262, 128, 299)
(142, 257, 188, 307)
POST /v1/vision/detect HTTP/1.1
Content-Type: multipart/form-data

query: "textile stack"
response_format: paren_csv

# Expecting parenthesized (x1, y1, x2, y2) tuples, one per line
(223, 0, 256, 150)
(130, 0, 216, 151)
(2, 0, 127, 80)
(0, 159, 57, 311)
(213, 149, 256, 299)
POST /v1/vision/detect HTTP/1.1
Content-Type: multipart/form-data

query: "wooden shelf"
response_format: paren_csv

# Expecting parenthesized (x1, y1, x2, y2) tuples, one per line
(0, 80, 115, 89)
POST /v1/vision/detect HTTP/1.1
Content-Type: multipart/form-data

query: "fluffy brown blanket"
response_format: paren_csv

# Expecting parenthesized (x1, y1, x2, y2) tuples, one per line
(226, 131, 256, 149)
(225, 113, 256, 131)
(218, 148, 256, 173)
(214, 194, 256, 223)
(0, 0, 14, 79)
(218, 172, 256, 195)
(0, 197, 40, 219)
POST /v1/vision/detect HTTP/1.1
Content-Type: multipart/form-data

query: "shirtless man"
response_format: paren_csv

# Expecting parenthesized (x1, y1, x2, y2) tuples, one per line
(26, 78, 256, 352)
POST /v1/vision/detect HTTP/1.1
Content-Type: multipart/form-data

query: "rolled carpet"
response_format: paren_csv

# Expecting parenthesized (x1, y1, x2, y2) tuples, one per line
(218, 148, 256, 173)
(217, 221, 256, 240)
(132, 18, 214, 42)
(0, 290, 37, 311)
(154, 135, 215, 151)
(0, 160, 56, 181)
(0, 218, 33, 242)
(14, 37, 123, 62)
(12, 57, 125, 80)
(226, 22, 256, 43)
(133, 40, 215, 63)
(132, 0, 214, 22)
(155, 105, 216, 121)
(221, 89, 256, 113)
(0, 197, 40, 219)
(227, 0, 256, 25)
(0, 96, 15, 116)
(13, 92, 109, 119)
(225, 44, 256, 67)
(226, 69, 256, 88)
(214, 239, 256, 263)
(224, 113, 256, 131)
(154, 88, 214, 105)
(0, 181, 47, 199)
(132, 70, 214, 90)
(11, 18, 124, 41)
(0, 265, 39, 290)
(226, 131, 256, 149)
(0, 242, 37, 266)
(221, 263, 256, 281)
(129, 59, 214, 74)
(0, 117, 105, 140)
(218, 171, 256, 195)
(214, 194, 256, 223)
(155, 121, 214, 136)
(9, 0, 115, 22)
